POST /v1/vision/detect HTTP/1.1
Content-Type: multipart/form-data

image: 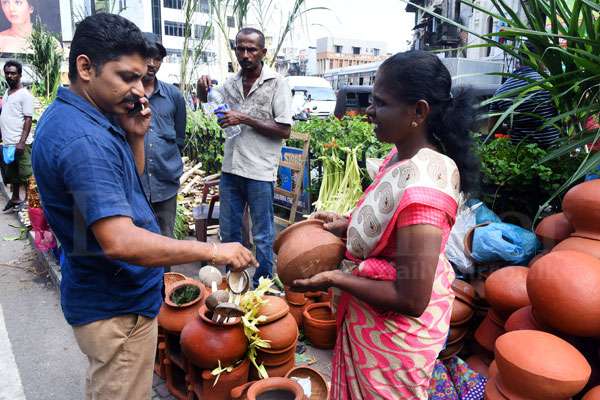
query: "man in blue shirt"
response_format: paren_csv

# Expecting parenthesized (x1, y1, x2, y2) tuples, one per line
(32, 14, 255, 400)
(140, 33, 187, 247)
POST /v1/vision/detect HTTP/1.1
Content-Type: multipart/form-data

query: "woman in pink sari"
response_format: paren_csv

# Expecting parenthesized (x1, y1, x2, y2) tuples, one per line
(292, 51, 481, 399)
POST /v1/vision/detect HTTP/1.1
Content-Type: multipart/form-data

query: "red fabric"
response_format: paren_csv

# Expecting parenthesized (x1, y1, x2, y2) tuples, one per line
(28, 207, 57, 252)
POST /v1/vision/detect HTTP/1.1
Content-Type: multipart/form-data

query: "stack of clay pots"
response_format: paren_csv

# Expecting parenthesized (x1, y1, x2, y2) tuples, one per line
(485, 330, 591, 399)
(157, 278, 207, 400)
(303, 302, 337, 350)
(285, 287, 310, 328)
(474, 266, 529, 353)
(231, 377, 309, 400)
(441, 279, 476, 359)
(254, 295, 299, 379)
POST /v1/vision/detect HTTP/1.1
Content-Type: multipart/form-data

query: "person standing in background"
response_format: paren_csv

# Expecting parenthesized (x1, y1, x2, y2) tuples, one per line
(140, 33, 187, 256)
(1, 59, 34, 211)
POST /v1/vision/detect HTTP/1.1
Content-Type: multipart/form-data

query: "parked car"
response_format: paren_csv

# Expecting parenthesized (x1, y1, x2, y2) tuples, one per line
(286, 76, 336, 118)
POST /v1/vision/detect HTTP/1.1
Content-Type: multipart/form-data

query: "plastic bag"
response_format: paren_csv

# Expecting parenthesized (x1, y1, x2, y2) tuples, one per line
(465, 198, 501, 224)
(28, 207, 57, 252)
(471, 222, 540, 265)
(2, 145, 16, 164)
(446, 203, 477, 274)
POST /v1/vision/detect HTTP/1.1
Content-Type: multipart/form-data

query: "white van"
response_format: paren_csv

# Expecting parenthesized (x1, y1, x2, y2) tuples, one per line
(286, 76, 336, 118)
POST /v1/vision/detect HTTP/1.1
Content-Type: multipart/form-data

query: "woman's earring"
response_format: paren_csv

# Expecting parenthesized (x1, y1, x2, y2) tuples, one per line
(411, 121, 418, 128)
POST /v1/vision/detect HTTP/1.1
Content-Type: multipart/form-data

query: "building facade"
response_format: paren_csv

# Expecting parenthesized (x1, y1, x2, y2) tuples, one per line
(315, 37, 388, 76)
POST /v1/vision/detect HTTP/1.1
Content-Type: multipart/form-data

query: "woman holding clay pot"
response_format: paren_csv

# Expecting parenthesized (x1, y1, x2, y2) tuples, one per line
(292, 51, 481, 399)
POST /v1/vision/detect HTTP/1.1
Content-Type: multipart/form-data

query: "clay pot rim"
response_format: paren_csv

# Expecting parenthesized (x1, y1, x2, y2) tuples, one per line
(285, 365, 329, 400)
(303, 302, 336, 324)
(200, 357, 250, 380)
(258, 295, 290, 325)
(164, 272, 187, 290)
(247, 377, 305, 399)
(259, 329, 299, 354)
(198, 304, 241, 325)
(274, 219, 325, 254)
(439, 341, 464, 360)
(259, 344, 296, 367)
(451, 299, 475, 326)
(447, 327, 469, 345)
(165, 279, 205, 308)
(452, 279, 477, 306)
(285, 287, 307, 306)
(571, 231, 600, 241)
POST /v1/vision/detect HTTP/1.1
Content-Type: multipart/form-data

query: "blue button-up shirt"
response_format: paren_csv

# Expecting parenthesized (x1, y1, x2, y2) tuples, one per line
(31, 87, 163, 326)
(141, 79, 187, 202)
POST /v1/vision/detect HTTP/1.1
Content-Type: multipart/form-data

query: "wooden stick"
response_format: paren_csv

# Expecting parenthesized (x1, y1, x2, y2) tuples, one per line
(181, 175, 202, 195)
(179, 161, 203, 184)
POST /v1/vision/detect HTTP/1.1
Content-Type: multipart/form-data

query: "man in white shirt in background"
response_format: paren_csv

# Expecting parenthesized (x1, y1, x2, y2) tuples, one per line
(1, 60, 34, 211)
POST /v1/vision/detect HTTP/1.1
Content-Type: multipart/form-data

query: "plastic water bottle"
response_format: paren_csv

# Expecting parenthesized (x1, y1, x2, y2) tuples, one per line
(204, 87, 241, 139)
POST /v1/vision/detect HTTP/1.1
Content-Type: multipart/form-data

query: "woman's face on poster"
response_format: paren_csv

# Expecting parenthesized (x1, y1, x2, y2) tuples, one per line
(1, 0, 32, 26)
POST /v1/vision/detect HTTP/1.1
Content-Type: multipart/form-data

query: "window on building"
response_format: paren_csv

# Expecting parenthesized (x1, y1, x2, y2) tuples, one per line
(163, 0, 183, 9)
(373, 48, 380, 56)
(151, 0, 161, 35)
(198, 0, 210, 13)
(227, 16, 235, 28)
(164, 20, 185, 37)
(194, 25, 213, 39)
(329, 60, 334, 69)
(334, 45, 342, 54)
(352, 47, 361, 55)
(94, 0, 126, 12)
(165, 48, 182, 63)
(229, 39, 236, 49)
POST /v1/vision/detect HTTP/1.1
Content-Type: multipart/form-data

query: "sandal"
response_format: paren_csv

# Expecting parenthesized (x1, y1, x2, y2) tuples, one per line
(3, 200, 21, 212)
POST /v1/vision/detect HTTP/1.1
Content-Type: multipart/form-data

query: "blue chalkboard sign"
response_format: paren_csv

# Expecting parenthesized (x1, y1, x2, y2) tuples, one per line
(274, 146, 310, 214)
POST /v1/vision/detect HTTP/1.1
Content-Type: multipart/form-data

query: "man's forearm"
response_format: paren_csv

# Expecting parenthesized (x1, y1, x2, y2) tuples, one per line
(19, 117, 32, 144)
(127, 136, 145, 175)
(242, 115, 290, 139)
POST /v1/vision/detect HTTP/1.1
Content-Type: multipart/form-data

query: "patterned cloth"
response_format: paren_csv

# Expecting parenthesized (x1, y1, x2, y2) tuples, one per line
(331, 148, 460, 399)
(428, 357, 487, 400)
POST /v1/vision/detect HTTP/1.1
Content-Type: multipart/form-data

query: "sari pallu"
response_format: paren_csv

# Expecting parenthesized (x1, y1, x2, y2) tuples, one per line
(331, 148, 460, 400)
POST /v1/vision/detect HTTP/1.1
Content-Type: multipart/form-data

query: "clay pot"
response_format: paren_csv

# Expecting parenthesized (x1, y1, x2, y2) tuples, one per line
(285, 287, 307, 306)
(494, 330, 591, 400)
(258, 296, 290, 324)
(484, 375, 508, 400)
(535, 213, 575, 249)
(451, 298, 474, 325)
(528, 250, 549, 267)
(583, 386, 600, 400)
(448, 325, 469, 344)
(528, 250, 600, 336)
(200, 358, 250, 400)
(439, 341, 464, 360)
(303, 302, 337, 349)
(553, 236, 600, 259)
(230, 377, 306, 400)
(264, 352, 296, 378)
(475, 310, 506, 352)
(158, 279, 206, 334)
(288, 303, 306, 328)
(180, 305, 248, 370)
(563, 180, 600, 240)
(274, 219, 345, 286)
(489, 361, 498, 379)
(286, 366, 329, 400)
(452, 279, 477, 306)
(257, 339, 297, 366)
(485, 266, 530, 319)
(504, 306, 546, 332)
(465, 354, 491, 378)
(258, 313, 298, 351)
(164, 272, 187, 291)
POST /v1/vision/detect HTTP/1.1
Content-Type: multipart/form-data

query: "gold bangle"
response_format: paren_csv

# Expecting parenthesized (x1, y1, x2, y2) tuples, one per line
(210, 243, 218, 265)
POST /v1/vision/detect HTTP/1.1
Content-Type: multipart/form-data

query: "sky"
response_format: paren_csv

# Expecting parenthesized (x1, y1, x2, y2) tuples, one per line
(290, 0, 416, 53)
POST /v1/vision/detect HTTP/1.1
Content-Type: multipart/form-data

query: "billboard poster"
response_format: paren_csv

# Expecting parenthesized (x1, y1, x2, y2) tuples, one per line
(0, 0, 62, 55)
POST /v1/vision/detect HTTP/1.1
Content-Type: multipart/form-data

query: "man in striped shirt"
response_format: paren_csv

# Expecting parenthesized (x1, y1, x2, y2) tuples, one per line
(488, 45, 560, 147)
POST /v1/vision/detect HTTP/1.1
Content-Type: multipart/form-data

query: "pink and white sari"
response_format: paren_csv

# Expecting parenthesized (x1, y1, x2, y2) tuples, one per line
(331, 147, 460, 399)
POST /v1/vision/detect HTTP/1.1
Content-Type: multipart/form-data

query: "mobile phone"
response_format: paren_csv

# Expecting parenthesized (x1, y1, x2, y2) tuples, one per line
(128, 99, 145, 115)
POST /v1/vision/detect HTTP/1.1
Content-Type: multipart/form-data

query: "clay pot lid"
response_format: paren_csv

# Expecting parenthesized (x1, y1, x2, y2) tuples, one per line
(553, 236, 600, 259)
(258, 295, 290, 324)
(451, 298, 475, 325)
(485, 374, 509, 400)
(165, 279, 205, 308)
(485, 266, 530, 318)
(535, 213, 574, 242)
(495, 330, 591, 383)
(583, 386, 600, 400)
(504, 306, 544, 332)
(452, 279, 477, 306)
(285, 365, 329, 400)
(274, 219, 324, 254)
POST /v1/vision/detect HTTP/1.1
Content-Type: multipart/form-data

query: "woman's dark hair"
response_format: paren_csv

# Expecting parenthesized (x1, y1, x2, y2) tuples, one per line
(379, 50, 480, 195)
(4, 60, 22, 75)
(69, 13, 151, 82)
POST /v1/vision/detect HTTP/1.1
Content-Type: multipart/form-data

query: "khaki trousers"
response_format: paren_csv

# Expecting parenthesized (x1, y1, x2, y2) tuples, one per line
(73, 314, 158, 400)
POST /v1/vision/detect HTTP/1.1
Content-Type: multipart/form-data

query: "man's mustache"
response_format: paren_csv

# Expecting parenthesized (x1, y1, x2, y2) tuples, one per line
(122, 95, 141, 104)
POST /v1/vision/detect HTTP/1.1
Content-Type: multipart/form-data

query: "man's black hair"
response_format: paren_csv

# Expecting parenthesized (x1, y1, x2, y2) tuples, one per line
(143, 32, 167, 59)
(4, 60, 22, 75)
(236, 27, 266, 49)
(69, 13, 151, 82)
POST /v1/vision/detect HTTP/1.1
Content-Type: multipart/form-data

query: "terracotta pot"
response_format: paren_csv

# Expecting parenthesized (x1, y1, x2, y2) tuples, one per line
(288, 303, 305, 328)
(535, 213, 575, 249)
(528, 250, 600, 336)
(451, 298, 474, 326)
(485, 266, 530, 320)
(583, 386, 600, 400)
(438, 341, 464, 360)
(475, 310, 506, 352)
(273, 219, 345, 286)
(465, 354, 490, 378)
(257, 339, 297, 366)
(447, 325, 469, 344)
(286, 366, 329, 400)
(489, 361, 498, 379)
(504, 306, 546, 332)
(258, 296, 290, 324)
(200, 358, 250, 400)
(230, 377, 306, 400)
(553, 236, 600, 259)
(285, 287, 307, 306)
(452, 279, 477, 307)
(158, 279, 206, 334)
(484, 375, 508, 400)
(563, 180, 600, 240)
(180, 305, 248, 370)
(303, 302, 337, 349)
(264, 352, 296, 378)
(494, 330, 591, 400)
(528, 250, 549, 267)
(164, 272, 187, 291)
(258, 313, 299, 352)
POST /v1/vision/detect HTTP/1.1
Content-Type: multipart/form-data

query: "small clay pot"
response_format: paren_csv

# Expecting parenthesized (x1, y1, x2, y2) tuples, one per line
(485, 266, 530, 320)
(583, 386, 600, 400)
(535, 212, 575, 249)
(474, 310, 506, 352)
(258, 313, 299, 351)
(528, 250, 600, 336)
(164, 272, 187, 291)
(553, 236, 600, 259)
(447, 325, 469, 345)
(200, 358, 250, 400)
(504, 306, 546, 332)
(494, 330, 591, 400)
(438, 341, 464, 360)
(257, 339, 297, 366)
(303, 302, 337, 350)
(288, 303, 305, 328)
(286, 366, 329, 400)
(264, 353, 296, 378)
(452, 279, 477, 306)
(562, 180, 600, 240)
(180, 305, 248, 370)
(158, 279, 206, 334)
(465, 354, 490, 378)
(258, 296, 290, 324)
(484, 374, 508, 400)
(231, 377, 306, 400)
(285, 287, 307, 306)
(274, 219, 345, 286)
(451, 298, 474, 326)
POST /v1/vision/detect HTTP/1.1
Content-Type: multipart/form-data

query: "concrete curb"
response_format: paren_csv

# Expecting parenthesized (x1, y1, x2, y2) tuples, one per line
(0, 181, 62, 289)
